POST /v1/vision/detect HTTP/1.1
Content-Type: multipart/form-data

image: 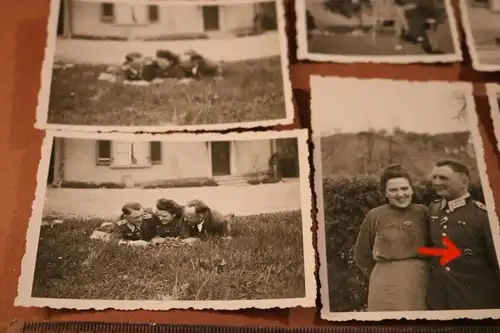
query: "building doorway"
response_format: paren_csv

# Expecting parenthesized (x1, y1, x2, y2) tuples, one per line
(211, 141, 231, 176)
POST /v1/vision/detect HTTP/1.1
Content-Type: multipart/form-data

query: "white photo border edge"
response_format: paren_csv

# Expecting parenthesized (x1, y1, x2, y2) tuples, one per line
(34, 0, 296, 133)
(15, 128, 316, 311)
(295, 0, 463, 64)
(310, 75, 500, 321)
(459, 0, 500, 73)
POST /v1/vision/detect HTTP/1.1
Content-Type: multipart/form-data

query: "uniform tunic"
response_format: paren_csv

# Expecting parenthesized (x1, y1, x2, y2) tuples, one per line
(426, 194, 500, 310)
(354, 203, 430, 311)
(109, 210, 161, 243)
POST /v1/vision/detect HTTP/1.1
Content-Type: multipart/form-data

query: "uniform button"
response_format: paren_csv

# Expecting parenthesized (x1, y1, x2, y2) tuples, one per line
(441, 232, 447, 237)
(445, 210, 450, 214)
(445, 267, 451, 272)
(443, 225, 448, 229)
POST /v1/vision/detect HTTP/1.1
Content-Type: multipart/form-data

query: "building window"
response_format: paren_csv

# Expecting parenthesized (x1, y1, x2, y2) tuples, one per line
(101, 3, 115, 23)
(202, 5, 220, 31)
(96, 141, 162, 167)
(101, 4, 159, 25)
(150, 141, 162, 164)
(96, 140, 112, 165)
(148, 5, 159, 23)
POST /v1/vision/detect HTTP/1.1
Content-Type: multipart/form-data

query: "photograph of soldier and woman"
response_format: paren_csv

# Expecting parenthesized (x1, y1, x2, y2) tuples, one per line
(313, 77, 500, 320)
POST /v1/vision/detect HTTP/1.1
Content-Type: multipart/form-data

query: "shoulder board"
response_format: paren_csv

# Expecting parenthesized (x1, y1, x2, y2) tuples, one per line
(117, 219, 127, 226)
(474, 201, 487, 211)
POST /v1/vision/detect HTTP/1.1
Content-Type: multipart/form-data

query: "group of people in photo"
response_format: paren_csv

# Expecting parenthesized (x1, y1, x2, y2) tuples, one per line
(114, 49, 223, 83)
(95, 198, 234, 247)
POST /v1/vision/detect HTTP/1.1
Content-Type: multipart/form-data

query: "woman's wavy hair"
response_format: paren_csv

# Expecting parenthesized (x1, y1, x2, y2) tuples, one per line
(379, 164, 417, 202)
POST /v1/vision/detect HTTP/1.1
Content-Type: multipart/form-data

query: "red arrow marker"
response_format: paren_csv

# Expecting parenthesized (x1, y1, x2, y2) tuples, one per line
(418, 237, 461, 266)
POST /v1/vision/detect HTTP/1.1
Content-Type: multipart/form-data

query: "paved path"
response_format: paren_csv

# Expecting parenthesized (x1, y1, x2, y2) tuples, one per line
(55, 32, 280, 65)
(42, 181, 304, 219)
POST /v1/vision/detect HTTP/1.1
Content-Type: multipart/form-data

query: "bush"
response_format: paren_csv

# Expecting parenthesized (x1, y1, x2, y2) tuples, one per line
(61, 181, 125, 189)
(140, 177, 218, 189)
(247, 176, 282, 185)
(322, 175, 484, 312)
(59, 178, 219, 189)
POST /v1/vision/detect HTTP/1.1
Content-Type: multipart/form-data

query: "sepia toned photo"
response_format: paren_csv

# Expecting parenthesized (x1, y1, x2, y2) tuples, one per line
(295, 0, 461, 63)
(461, 0, 500, 72)
(486, 83, 500, 151)
(311, 77, 500, 321)
(35, 0, 293, 132)
(15, 130, 315, 311)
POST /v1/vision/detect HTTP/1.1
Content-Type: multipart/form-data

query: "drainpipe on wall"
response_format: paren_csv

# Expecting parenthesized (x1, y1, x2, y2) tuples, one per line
(55, 137, 65, 187)
(64, 0, 73, 38)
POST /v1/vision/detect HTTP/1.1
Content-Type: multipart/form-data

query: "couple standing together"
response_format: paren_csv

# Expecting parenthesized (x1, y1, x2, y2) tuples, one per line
(354, 160, 500, 311)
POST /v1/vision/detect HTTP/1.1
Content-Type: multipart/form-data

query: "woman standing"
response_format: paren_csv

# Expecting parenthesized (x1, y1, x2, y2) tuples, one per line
(353, 164, 429, 311)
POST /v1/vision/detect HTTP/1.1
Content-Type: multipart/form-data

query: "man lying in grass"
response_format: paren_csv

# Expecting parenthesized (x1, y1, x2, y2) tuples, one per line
(93, 199, 233, 247)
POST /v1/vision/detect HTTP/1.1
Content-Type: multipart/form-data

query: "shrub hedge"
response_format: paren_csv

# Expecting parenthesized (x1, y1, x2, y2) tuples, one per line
(58, 178, 219, 189)
(322, 175, 484, 312)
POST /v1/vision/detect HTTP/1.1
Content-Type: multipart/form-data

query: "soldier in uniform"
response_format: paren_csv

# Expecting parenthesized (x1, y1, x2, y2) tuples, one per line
(109, 202, 161, 247)
(426, 160, 500, 310)
(121, 52, 158, 82)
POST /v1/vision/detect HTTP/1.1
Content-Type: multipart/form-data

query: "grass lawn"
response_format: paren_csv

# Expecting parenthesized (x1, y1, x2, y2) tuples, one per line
(32, 211, 306, 301)
(47, 56, 287, 127)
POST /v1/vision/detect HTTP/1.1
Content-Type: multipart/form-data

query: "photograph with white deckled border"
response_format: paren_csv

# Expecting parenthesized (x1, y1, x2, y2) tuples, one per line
(311, 76, 500, 321)
(486, 83, 500, 152)
(15, 129, 315, 311)
(35, 0, 294, 133)
(295, 0, 462, 64)
(460, 0, 500, 72)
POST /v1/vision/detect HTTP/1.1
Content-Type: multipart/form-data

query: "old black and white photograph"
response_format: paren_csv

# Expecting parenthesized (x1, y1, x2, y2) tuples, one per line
(35, 0, 293, 132)
(461, 0, 500, 72)
(311, 77, 500, 321)
(295, 0, 461, 63)
(487, 83, 500, 151)
(15, 130, 315, 310)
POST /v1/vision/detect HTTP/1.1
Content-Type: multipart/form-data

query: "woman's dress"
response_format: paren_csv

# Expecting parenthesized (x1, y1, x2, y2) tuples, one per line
(354, 203, 429, 311)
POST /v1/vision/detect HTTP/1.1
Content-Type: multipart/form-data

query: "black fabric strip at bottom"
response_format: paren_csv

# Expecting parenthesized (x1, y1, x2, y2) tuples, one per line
(15, 323, 500, 333)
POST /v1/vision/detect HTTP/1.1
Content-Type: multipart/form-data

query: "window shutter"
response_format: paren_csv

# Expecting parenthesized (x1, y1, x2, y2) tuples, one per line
(132, 4, 149, 25)
(114, 4, 134, 25)
(132, 142, 150, 166)
(112, 142, 132, 167)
